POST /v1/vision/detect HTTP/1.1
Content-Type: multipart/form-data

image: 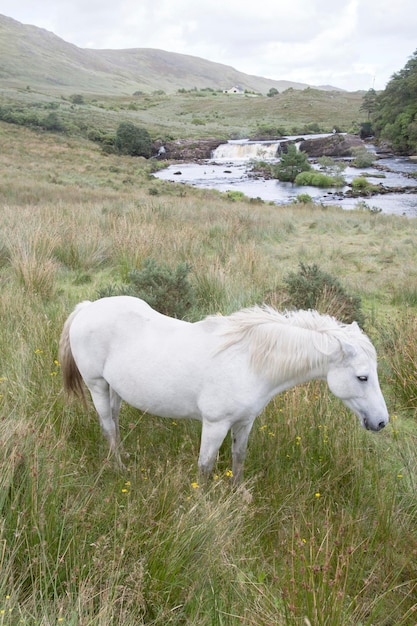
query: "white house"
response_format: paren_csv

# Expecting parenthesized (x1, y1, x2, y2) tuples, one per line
(223, 86, 245, 95)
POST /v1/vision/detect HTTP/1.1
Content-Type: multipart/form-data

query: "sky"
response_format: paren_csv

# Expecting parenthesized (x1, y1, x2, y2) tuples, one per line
(1, 0, 416, 91)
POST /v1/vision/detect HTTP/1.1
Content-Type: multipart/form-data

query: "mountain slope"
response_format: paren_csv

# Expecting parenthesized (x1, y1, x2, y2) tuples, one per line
(0, 14, 337, 95)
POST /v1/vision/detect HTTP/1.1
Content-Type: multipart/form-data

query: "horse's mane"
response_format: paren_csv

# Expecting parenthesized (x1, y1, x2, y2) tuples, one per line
(211, 305, 376, 380)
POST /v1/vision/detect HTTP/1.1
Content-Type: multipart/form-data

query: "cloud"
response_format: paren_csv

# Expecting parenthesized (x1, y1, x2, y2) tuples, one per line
(1, 0, 416, 90)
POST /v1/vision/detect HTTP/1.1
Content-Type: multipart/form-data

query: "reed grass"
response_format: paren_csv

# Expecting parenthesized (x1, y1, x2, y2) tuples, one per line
(1, 121, 417, 624)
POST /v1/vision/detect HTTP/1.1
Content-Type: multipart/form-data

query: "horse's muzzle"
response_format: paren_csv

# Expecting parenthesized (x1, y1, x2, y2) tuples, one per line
(363, 417, 387, 432)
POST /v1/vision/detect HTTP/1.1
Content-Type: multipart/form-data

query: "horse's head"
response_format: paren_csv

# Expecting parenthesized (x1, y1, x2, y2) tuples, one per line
(326, 338, 389, 432)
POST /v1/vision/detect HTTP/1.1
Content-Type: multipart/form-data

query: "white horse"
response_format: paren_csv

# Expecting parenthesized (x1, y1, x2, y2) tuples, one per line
(59, 296, 389, 482)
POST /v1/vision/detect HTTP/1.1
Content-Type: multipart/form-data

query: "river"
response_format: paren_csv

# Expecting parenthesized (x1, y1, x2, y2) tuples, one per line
(154, 137, 417, 217)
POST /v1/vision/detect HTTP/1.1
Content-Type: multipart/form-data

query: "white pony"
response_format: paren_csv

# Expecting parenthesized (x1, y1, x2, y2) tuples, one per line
(59, 296, 389, 482)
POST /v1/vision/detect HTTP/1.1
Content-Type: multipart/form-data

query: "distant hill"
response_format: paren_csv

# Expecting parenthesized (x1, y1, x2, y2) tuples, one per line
(0, 14, 343, 96)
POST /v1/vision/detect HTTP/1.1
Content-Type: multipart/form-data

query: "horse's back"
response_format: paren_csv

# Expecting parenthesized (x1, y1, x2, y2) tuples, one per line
(69, 296, 187, 357)
(73, 296, 158, 323)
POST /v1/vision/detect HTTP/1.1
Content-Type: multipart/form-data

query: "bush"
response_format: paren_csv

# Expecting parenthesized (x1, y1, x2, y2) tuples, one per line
(351, 177, 380, 194)
(350, 146, 377, 168)
(351, 177, 369, 190)
(115, 122, 152, 157)
(40, 112, 66, 132)
(293, 193, 313, 204)
(294, 171, 343, 188)
(283, 262, 365, 326)
(254, 124, 287, 137)
(226, 190, 246, 201)
(97, 257, 196, 319)
(69, 94, 85, 105)
(317, 156, 347, 181)
(354, 200, 382, 213)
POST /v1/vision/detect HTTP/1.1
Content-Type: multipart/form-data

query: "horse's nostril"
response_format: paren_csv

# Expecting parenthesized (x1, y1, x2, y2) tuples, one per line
(378, 420, 386, 431)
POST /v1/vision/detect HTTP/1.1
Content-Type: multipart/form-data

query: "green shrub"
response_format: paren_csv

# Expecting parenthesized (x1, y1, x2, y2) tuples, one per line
(97, 257, 196, 319)
(351, 177, 369, 190)
(283, 262, 365, 326)
(354, 200, 382, 213)
(350, 146, 377, 168)
(40, 112, 66, 132)
(317, 156, 347, 183)
(255, 124, 287, 137)
(115, 122, 152, 157)
(69, 94, 85, 105)
(351, 177, 380, 193)
(293, 193, 313, 204)
(226, 190, 246, 201)
(295, 171, 343, 188)
(304, 122, 322, 133)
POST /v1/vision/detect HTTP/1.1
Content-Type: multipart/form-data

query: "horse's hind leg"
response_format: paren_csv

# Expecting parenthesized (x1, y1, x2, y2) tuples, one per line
(110, 387, 123, 446)
(110, 387, 129, 461)
(88, 380, 124, 467)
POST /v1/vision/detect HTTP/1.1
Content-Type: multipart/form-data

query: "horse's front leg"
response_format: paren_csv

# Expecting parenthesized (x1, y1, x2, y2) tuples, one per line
(231, 419, 254, 485)
(198, 419, 230, 480)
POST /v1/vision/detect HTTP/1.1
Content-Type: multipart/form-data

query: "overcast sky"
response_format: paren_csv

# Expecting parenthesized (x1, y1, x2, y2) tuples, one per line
(1, 0, 416, 91)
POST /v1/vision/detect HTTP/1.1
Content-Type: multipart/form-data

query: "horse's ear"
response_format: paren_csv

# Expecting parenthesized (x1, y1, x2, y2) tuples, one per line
(340, 341, 358, 358)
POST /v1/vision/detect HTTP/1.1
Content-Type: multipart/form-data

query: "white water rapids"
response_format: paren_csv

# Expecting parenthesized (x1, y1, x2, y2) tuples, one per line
(212, 141, 281, 160)
(154, 137, 417, 217)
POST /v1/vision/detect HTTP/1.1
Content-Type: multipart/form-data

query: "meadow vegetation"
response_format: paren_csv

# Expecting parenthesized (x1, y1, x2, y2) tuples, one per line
(0, 86, 363, 143)
(1, 120, 417, 625)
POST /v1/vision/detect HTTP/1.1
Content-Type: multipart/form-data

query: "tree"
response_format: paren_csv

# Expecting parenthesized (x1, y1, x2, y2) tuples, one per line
(267, 87, 279, 97)
(360, 88, 378, 120)
(371, 50, 417, 154)
(115, 122, 152, 157)
(272, 144, 311, 182)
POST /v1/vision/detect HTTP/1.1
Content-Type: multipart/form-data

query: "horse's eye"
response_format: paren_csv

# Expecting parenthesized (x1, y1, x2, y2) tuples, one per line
(357, 375, 368, 382)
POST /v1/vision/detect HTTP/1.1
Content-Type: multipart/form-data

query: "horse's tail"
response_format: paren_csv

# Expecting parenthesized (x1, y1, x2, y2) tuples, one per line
(58, 301, 92, 405)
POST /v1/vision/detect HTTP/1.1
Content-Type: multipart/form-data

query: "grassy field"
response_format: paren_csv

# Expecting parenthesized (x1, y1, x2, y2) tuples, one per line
(1, 119, 417, 625)
(0, 86, 363, 140)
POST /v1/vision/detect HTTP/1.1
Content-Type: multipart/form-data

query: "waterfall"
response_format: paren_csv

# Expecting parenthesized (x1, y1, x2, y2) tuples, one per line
(211, 141, 280, 161)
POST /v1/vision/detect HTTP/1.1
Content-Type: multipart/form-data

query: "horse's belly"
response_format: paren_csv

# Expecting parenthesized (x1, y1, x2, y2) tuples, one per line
(105, 361, 205, 420)
(126, 382, 202, 419)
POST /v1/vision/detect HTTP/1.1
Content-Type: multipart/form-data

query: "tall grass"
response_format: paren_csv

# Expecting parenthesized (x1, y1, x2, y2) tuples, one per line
(8, 228, 59, 299)
(1, 122, 417, 624)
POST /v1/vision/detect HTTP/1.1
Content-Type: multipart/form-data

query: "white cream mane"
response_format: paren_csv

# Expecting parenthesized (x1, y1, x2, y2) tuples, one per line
(212, 305, 376, 380)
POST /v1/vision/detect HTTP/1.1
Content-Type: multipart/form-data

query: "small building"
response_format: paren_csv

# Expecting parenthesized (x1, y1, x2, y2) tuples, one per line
(223, 86, 245, 95)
